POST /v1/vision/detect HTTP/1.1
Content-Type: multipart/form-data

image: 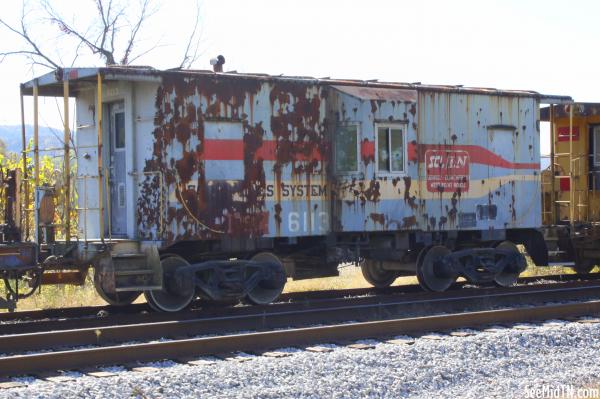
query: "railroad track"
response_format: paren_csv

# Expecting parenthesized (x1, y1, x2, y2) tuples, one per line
(1, 271, 596, 325)
(1, 280, 600, 377)
(2, 278, 600, 336)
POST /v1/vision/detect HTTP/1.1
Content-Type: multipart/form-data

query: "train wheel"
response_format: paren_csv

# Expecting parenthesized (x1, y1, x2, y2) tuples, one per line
(493, 241, 521, 287)
(416, 245, 455, 292)
(93, 269, 141, 306)
(144, 255, 195, 312)
(361, 259, 398, 288)
(245, 252, 286, 305)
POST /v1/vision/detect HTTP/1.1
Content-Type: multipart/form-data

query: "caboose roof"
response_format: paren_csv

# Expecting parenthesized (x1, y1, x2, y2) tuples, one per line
(20, 66, 572, 103)
(331, 85, 417, 102)
(540, 103, 600, 121)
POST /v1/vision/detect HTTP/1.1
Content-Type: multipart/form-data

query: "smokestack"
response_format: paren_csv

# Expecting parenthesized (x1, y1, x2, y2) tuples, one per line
(210, 55, 225, 73)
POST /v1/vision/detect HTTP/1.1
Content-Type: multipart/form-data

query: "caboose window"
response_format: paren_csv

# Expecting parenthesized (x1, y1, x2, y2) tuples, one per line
(376, 124, 405, 173)
(115, 112, 125, 149)
(335, 124, 359, 173)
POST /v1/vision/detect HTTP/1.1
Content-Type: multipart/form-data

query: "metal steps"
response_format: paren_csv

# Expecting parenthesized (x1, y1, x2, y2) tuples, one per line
(109, 243, 162, 293)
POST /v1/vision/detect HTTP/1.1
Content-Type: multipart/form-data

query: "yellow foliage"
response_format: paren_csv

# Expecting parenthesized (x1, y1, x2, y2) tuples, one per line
(0, 140, 78, 240)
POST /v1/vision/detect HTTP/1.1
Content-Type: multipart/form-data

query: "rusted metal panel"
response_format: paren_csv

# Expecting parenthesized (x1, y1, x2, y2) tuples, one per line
(329, 86, 418, 232)
(416, 92, 540, 231)
(329, 87, 540, 232)
(133, 75, 329, 242)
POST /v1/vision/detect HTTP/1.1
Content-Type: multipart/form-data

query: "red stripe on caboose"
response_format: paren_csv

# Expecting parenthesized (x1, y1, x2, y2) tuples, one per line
(360, 140, 375, 160)
(203, 139, 323, 161)
(409, 143, 539, 170)
(203, 140, 244, 160)
(203, 139, 537, 169)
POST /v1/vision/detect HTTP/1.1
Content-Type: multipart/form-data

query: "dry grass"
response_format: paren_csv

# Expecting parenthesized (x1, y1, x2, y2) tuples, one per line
(521, 264, 580, 277)
(0, 273, 106, 311)
(519, 245, 587, 277)
(283, 265, 417, 293)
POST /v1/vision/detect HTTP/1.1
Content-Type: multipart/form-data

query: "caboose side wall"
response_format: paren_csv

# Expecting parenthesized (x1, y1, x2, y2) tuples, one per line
(417, 92, 541, 232)
(328, 86, 418, 232)
(76, 75, 331, 244)
(328, 89, 541, 234)
(141, 76, 329, 242)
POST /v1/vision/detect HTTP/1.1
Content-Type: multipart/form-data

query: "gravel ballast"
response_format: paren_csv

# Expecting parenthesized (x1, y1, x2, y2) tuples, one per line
(2, 319, 600, 398)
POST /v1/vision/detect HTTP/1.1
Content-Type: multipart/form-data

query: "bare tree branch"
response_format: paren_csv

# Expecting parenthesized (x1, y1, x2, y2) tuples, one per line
(43, 0, 117, 65)
(69, 40, 86, 68)
(0, 2, 60, 69)
(121, 0, 151, 64)
(1, 0, 203, 72)
(179, 0, 203, 69)
(127, 41, 167, 65)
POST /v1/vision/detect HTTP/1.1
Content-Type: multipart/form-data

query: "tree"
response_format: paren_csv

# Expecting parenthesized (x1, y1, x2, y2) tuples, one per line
(0, 0, 203, 71)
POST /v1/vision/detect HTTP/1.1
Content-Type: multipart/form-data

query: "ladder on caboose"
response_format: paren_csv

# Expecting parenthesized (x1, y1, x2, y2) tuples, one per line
(545, 103, 592, 229)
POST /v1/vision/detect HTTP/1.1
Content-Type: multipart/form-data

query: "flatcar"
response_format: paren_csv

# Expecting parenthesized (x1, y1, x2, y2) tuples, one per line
(0, 63, 590, 312)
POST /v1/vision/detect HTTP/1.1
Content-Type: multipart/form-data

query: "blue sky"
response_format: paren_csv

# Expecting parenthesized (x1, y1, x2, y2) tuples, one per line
(0, 0, 597, 154)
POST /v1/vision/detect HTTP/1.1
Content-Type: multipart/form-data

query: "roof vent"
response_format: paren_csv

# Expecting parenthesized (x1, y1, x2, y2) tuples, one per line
(210, 55, 225, 72)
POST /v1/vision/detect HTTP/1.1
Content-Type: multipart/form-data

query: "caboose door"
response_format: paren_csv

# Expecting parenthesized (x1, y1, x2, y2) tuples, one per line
(108, 101, 127, 236)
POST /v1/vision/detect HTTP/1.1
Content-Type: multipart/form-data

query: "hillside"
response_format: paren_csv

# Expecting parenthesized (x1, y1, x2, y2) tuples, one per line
(0, 125, 63, 155)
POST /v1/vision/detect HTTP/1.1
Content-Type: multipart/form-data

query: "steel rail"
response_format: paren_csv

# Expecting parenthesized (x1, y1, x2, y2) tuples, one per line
(0, 300, 599, 377)
(3, 278, 600, 336)
(0, 272, 597, 323)
(2, 281, 600, 354)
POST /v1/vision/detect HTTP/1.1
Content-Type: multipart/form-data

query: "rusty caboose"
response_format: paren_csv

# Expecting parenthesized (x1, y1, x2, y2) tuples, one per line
(0, 67, 572, 311)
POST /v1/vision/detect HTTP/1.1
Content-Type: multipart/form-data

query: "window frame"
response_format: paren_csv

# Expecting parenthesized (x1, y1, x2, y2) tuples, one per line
(374, 122, 408, 175)
(334, 122, 361, 175)
(593, 125, 600, 167)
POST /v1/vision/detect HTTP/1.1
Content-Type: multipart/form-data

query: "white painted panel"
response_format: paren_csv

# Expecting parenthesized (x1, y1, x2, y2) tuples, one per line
(204, 121, 244, 139)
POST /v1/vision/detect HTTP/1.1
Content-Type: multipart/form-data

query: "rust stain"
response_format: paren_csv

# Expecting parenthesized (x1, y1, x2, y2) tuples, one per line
(409, 103, 416, 117)
(370, 100, 378, 114)
(402, 215, 417, 229)
(403, 176, 418, 210)
(274, 203, 282, 234)
(370, 212, 385, 226)
(438, 216, 448, 229)
(139, 74, 329, 242)
(429, 216, 436, 231)
(511, 180, 516, 221)
(363, 180, 381, 203)
(448, 191, 458, 226)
